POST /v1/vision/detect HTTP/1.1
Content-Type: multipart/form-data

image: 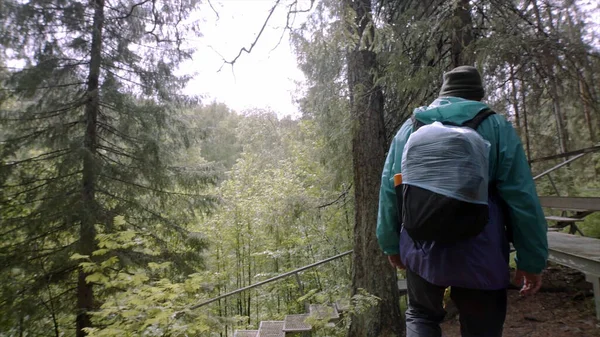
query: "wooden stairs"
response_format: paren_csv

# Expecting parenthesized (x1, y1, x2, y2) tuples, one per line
(233, 281, 408, 337)
(232, 303, 342, 337)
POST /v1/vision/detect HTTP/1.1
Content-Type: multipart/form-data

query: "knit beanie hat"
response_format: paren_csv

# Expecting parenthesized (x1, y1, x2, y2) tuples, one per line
(439, 66, 485, 101)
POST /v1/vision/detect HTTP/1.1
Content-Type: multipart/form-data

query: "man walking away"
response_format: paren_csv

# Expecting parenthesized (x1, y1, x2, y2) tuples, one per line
(376, 66, 548, 337)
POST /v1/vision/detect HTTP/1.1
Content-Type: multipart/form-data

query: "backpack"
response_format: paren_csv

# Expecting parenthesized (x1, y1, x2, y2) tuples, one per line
(396, 109, 495, 243)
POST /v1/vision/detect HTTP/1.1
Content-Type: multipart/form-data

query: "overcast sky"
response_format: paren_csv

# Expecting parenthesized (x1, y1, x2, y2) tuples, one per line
(184, 0, 598, 119)
(182, 0, 312, 118)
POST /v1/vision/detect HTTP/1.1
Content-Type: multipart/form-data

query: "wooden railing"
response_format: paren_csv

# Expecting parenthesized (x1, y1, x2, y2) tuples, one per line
(188, 250, 353, 310)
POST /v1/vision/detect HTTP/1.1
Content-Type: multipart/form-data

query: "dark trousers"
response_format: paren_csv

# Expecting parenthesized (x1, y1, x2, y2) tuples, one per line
(405, 269, 507, 337)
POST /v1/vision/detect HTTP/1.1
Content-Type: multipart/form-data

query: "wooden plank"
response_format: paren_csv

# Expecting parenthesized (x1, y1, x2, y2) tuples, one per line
(539, 196, 600, 211)
(545, 215, 584, 222)
(283, 314, 311, 332)
(547, 232, 600, 320)
(258, 321, 284, 337)
(234, 331, 258, 337)
(397, 279, 408, 291)
(334, 299, 350, 313)
(547, 232, 600, 275)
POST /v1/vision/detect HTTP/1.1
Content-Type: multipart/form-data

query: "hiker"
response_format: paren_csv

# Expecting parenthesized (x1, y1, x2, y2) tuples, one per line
(376, 66, 549, 337)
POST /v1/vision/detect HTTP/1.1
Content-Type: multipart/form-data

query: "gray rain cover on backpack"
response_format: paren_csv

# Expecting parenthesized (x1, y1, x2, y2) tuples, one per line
(398, 118, 493, 243)
(402, 121, 490, 204)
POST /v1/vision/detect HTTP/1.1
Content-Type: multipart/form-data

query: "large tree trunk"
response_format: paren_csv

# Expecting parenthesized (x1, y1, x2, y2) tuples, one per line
(77, 0, 104, 335)
(345, 0, 403, 336)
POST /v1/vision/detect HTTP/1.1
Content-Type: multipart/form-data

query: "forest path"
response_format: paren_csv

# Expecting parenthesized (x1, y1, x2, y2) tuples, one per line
(442, 265, 600, 337)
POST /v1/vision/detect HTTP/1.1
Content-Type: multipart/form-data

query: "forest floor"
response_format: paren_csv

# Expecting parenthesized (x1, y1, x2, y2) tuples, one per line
(441, 264, 600, 337)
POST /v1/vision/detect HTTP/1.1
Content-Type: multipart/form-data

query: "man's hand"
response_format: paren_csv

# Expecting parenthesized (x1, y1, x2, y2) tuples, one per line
(388, 254, 405, 270)
(514, 269, 542, 296)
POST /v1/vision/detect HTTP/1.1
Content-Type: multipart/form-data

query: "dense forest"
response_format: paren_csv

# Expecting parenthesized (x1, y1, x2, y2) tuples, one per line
(1, 0, 599, 336)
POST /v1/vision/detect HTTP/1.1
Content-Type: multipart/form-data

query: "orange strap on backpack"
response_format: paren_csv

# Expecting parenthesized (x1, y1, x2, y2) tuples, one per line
(394, 173, 403, 187)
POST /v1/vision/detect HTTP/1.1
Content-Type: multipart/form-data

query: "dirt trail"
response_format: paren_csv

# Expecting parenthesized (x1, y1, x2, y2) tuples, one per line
(442, 265, 600, 337)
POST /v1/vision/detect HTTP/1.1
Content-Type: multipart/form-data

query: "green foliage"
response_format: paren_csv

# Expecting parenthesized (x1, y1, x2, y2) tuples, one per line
(291, 0, 354, 187)
(80, 232, 215, 337)
(0, 0, 218, 334)
(295, 0, 600, 227)
(1, 0, 599, 335)
(195, 110, 354, 334)
(0, 99, 354, 335)
(188, 102, 243, 171)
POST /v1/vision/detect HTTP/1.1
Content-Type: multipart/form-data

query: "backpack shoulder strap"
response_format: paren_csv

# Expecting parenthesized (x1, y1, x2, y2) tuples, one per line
(461, 108, 495, 130)
(412, 108, 495, 131)
(411, 114, 425, 131)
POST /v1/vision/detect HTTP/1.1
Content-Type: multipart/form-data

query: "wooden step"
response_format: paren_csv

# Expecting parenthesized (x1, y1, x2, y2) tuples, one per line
(539, 196, 600, 211)
(334, 299, 350, 313)
(545, 215, 584, 222)
(283, 314, 311, 332)
(309, 304, 340, 321)
(257, 321, 284, 337)
(233, 330, 259, 337)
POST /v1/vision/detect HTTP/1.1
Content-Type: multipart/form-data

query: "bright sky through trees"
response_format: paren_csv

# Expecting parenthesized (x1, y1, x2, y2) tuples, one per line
(182, 0, 312, 118)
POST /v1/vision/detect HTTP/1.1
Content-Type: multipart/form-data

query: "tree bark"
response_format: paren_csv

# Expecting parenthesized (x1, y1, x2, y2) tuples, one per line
(77, 0, 104, 335)
(520, 74, 532, 162)
(579, 76, 596, 144)
(345, 0, 403, 336)
(550, 74, 569, 154)
(510, 64, 522, 135)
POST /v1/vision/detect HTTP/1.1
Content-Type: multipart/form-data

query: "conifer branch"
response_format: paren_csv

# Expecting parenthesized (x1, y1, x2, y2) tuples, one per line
(0, 206, 76, 237)
(0, 223, 79, 250)
(1, 101, 86, 121)
(97, 144, 142, 161)
(1, 173, 80, 200)
(24, 242, 78, 262)
(99, 173, 214, 198)
(0, 189, 78, 207)
(97, 151, 142, 170)
(96, 189, 188, 234)
(1, 82, 86, 92)
(102, 68, 154, 91)
(1, 149, 72, 168)
(97, 135, 132, 155)
(96, 120, 142, 142)
(0, 269, 78, 308)
(0, 121, 82, 145)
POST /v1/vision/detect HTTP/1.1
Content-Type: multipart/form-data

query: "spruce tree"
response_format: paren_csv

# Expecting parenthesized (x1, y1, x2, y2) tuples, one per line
(0, 0, 215, 335)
